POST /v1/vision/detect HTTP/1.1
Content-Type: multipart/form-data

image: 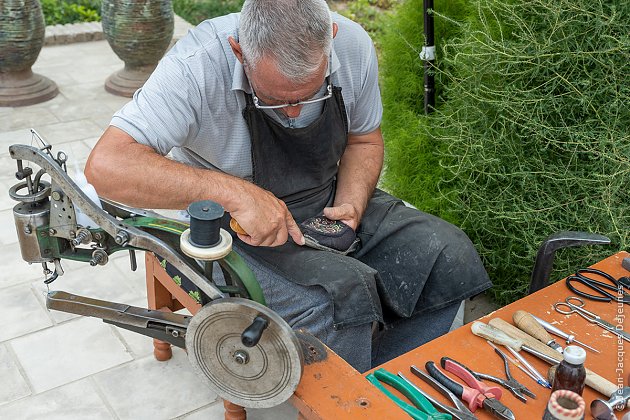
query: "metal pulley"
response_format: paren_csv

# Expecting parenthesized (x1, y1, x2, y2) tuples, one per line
(186, 298, 303, 408)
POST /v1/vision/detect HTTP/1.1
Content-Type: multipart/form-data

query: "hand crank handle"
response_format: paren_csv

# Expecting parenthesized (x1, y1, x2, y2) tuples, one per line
(241, 315, 269, 347)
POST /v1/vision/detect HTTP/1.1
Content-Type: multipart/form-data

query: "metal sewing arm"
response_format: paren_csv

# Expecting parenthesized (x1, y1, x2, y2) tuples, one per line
(9, 143, 223, 300)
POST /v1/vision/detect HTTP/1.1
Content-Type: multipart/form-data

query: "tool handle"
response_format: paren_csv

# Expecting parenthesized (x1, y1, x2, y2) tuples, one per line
(441, 357, 503, 400)
(489, 318, 564, 361)
(229, 218, 247, 235)
(426, 361, 482, 412)
(426, 361, 464, 398)
(513, 310, 563, 352)
(366, 372, 432, 420)
(488, 317, 618, 397)
(373, 369, 440, 417)
(411, 365, 464, 409)
(471, 321, 523, 350)
(241, 316, 269, 347)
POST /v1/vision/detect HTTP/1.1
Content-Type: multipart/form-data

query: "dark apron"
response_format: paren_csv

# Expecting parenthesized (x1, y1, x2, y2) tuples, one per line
(236, 82, 491, 329)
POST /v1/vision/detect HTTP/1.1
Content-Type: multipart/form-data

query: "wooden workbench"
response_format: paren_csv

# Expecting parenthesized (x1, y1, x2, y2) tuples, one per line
(293, 251, 629, 419)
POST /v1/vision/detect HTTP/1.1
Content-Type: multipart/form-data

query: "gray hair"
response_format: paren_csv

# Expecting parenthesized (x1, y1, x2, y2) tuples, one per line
(239, 0, 333, 82)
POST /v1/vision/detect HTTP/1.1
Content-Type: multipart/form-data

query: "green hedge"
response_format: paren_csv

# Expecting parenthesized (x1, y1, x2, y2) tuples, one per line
(40, 0, 243, 26)
(173, 0, 243, 25)
(379, 0, 473, 222)
(41, 0, 101, 25)
(380, 0, 630, 304)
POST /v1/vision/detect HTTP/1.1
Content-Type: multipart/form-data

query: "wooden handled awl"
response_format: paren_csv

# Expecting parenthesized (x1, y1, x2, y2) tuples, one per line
(513, 310, 563, 353)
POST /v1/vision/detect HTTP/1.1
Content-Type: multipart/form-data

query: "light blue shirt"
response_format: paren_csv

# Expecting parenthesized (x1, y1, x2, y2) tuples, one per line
(111, 12, 382, 180)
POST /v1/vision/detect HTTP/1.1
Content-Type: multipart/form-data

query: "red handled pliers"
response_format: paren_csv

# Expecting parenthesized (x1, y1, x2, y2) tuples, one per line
(426, 359, 515, 420)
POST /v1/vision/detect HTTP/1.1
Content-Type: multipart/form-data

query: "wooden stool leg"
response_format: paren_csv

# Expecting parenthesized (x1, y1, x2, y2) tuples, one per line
(146, 253, 175, 361)
(223, 400, 246, 420)
(152, 338, 173, 361)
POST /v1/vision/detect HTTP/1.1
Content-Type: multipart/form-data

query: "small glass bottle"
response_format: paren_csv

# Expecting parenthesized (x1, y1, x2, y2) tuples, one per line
(551, 345, 587, 395)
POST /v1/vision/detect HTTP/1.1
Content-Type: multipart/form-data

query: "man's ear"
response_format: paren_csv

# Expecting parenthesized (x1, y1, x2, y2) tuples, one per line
(332, 22, 338, 39)
(228, 36, 244, 63)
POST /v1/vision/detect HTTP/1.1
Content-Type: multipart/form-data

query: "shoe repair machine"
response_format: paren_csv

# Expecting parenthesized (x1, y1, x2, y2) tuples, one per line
(8, 133, 303, 409)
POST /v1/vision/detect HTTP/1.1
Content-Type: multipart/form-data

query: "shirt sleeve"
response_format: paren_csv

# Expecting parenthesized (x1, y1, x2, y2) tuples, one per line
(110, 55, 203, 156)
(348, 40, 383, 135)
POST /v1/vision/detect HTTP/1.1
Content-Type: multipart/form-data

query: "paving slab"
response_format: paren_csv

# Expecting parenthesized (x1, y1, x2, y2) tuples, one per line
(93, 349, 218, 420)
(0, 242, 44, 289)
(0, 208, 19, 245)
(177, 400, 299, 420)
(0, 379, 114, 419)
(0, 343, 32, 406)
(10, 316, 133, 393)
(0, 283, 53, 343)
(0, 107, 60, 131)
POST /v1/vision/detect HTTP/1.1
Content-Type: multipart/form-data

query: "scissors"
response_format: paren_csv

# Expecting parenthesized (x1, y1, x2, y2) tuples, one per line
(565, 268, 630, 304)
(554, 296, 630, 343)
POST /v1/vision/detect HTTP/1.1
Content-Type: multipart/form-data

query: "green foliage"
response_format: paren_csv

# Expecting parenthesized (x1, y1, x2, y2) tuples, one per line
(172, 275, 182, 286)
(432, 0, 630, 304)
(379, 0, 473, 221)
(41, 0, 101, 25)
(40, 0, 244, 26)
(173, 0, 243, 25)
(188, 290, 201, 302)
(337, 0, 395, 45)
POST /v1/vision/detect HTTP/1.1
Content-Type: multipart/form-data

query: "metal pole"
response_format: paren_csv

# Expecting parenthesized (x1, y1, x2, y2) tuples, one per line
(422, 0, 435, 113)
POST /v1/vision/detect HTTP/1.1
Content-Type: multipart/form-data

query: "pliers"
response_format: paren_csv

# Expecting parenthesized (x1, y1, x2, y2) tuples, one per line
(366, 368, 452, 420)
(409, 366, 478, 420)
(426, 360, 516, 420)
(465, 348, 537, 402)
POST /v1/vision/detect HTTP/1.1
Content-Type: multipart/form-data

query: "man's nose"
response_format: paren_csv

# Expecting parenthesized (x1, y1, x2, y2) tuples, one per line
(282, 105, 303, 118)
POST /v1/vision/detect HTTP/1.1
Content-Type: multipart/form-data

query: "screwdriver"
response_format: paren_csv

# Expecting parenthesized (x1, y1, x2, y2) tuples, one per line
(530, 314, 600, 353)
(471, 321, 553, 388)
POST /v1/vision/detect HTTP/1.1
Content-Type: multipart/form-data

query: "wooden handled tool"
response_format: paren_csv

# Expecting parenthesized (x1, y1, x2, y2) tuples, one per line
(489, 317, 618, 397)
(230, 218, 247, 235)
(471, 321, 524, 350)
(512, 310, 563, 353)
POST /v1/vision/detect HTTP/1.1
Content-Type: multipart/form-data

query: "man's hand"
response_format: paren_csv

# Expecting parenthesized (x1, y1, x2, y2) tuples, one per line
(330, 128, 384, 230)
(323, 204, 359, 231)
(228, 181, 305, 247)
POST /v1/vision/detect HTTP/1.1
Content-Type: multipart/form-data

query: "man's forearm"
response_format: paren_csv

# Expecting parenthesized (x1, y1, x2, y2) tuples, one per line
(333, 129, 384, 223)
(85, 126, 245, 211)
(85, 126, 304, 247)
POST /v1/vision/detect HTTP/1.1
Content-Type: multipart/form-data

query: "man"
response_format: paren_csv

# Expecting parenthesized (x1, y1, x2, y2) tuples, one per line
(86, 0, 491, 372)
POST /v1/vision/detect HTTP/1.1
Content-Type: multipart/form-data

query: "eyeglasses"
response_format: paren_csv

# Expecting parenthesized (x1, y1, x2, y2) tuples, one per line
(248, 51, 333, 110)
(252, 83, 332, 110)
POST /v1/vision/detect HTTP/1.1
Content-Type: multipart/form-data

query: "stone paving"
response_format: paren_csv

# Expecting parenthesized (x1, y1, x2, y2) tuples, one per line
(0, 19, 297, 420)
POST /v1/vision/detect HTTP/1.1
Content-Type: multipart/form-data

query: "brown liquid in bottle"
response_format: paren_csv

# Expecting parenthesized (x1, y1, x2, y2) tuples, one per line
(551, 345, 587, 395)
